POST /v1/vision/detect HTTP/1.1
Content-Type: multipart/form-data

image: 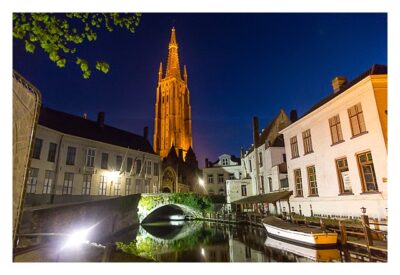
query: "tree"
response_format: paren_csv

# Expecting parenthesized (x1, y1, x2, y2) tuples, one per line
(13, 13, 141, 79)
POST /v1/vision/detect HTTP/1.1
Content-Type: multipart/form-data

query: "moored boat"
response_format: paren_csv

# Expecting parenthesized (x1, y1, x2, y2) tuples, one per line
(262, 216, 338, 248)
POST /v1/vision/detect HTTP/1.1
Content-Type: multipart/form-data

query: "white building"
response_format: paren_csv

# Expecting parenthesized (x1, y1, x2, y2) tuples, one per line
(26, 107, 161, 205)
(236, 111, 292, 214)
(203, 154, 242, 196)
(280, 64, 387, 220)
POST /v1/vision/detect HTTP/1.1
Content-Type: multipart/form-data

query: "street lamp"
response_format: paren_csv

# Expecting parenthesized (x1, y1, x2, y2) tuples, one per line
(360, 206, 367, 215)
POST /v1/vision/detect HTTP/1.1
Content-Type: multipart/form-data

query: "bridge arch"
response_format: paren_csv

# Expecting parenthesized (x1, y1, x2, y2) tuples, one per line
(137, 193, 211, 224)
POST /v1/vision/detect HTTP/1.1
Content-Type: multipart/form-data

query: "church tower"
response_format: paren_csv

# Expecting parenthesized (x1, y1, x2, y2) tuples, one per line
(154, 27, 193, 159)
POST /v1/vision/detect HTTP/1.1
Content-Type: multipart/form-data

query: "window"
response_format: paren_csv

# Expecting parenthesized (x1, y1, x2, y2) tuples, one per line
(268, 177, 273, 193)
(47, 142, 57, 162)
(136, 159, 142, 174)
(208, 174, 214, 184)
(307, 166, 318, 196)
(229, 173, 235, 180)
(116, 155, 123, 171)
(32, 138, 43, 159)
(348, 103, 367, 136)
(290, 136, 299, 158)
(241, 185, 247, 196)
(85, 148, 95, 167)
(126, 157, 133, 172)
(43, 170, 55, 194)
(135, 179, 142, 193)
(283, 154, 287, 163)
(249, 160, 252, 172)
(336, 157, 352, 194)
(66, 146, 76, 165)
(259, 152, 263, 167)
(302, 129, 313, 154)
(146, 161, 152, 175)
(125, 178, 132, 195)
(280, 177, 289, 189)
(357, 151, 378, 192)
(218, 174, 224, 184)
(101, 153, 108, 169)
(260, 175, 265, 194)
(329, 115, 344, 144)
(153, 163, 159, 176)
(294, 169, 303, 197)
(99, 175, 107, 195)
(62, 172, 74, 195)
(144, 179, 150, 193)
(27, 168, 39, 193)
(114, 177, 121, 196)
(239, 172, 242, 179)
(222, 158, 229, 166)
(81, 174, 92, 195)
(219, 188, 225, 195)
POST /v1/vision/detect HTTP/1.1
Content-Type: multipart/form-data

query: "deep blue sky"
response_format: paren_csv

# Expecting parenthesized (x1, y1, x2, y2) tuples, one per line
(13, 13, 387, 168)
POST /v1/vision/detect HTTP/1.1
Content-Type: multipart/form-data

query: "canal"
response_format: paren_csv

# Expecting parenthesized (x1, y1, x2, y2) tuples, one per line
(106, 220, 343, 262)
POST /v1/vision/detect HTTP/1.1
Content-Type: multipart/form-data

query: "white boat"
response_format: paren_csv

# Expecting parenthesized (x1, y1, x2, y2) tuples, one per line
(265, 236, 341, 262)
(262, 216, 338, 248)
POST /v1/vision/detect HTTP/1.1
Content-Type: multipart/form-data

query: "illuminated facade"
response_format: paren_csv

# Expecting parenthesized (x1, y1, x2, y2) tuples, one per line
(153, 27, 193, 160)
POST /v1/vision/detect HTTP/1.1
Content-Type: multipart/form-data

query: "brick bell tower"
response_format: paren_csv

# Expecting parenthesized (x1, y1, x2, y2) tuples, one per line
(153, 27, 193, 160)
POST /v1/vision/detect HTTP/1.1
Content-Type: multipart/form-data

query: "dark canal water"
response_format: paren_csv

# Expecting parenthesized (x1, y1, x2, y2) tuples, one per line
(109, 221, 349, 262)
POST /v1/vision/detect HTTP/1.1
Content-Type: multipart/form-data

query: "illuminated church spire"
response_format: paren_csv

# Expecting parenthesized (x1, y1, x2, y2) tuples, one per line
(166, 27, 181, 79)
(154, 27, 193, 159)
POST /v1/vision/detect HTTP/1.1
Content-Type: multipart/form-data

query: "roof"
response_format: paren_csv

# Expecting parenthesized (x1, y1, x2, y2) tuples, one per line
(232, 190, 293, 204)
(38, 106, 155, 154)
(209, 154, 241, 167)
(299, 64, 387, 120)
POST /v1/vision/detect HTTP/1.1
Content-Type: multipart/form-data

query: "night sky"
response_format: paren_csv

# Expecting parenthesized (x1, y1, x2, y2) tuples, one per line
(13, 13, 387, 168)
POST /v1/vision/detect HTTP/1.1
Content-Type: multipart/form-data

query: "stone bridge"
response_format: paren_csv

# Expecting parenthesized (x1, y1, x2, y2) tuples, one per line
(20, 193, 212, 244)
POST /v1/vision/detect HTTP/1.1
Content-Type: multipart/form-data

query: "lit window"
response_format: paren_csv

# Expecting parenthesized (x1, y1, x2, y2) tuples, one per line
(99, 175, 107, 195)
(113, 177, 121, 196)
(82, 174, 92, 195)
(43, 170, 54, 194)
(62, 172, 74, 195)
(27, 168, 39, 194)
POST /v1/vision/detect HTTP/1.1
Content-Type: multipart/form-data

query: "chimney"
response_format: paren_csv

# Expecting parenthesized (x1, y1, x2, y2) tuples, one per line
(97, 112, 105, 127)
(205, 158, 209, 168)
(83, 113, 88, 119)
(290, 109, 298, 123)
(332, 76, 347, 94)
(252, 116, 259, 147)
(143, 126, 149, 140)
(240, 147, 244, 159)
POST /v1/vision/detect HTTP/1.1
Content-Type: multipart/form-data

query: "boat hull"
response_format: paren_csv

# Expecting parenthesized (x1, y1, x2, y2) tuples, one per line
(263, 223, 338, 248)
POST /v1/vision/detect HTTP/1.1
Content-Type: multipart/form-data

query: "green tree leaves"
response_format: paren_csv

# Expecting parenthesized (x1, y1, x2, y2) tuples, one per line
(13, 13, 142, 79)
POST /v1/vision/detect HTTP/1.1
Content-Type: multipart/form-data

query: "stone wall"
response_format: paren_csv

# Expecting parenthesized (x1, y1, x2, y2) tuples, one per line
(21, 194, 141, 244)
(13, 71, 41, 244)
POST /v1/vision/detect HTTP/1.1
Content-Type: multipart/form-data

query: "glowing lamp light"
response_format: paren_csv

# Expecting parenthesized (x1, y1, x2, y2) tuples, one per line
(63, 228, 90, 249)
(198, 178, 204, 187)
(201, 248, 205, 256)
(108, 170, 119, 182)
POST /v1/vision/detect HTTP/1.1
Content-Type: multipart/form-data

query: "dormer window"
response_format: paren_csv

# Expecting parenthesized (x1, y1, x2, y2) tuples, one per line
(222, 158, 229, 166)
